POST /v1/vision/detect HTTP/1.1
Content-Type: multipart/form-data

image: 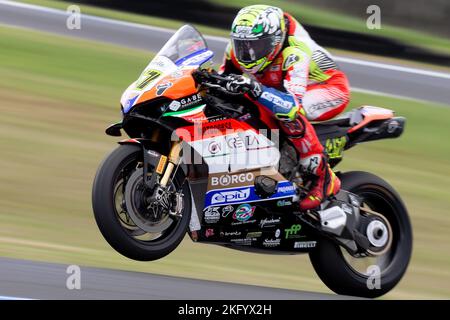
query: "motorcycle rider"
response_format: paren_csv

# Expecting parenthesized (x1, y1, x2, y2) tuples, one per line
(218, 4, 350, 210)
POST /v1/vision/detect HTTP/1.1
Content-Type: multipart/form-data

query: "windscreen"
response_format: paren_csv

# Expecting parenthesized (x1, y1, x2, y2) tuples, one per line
(156, 25, 208, 64)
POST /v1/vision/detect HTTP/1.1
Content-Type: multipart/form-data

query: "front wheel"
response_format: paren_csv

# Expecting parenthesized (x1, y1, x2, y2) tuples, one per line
(309, 171, 413, 298)
(92, 144, 191, 261)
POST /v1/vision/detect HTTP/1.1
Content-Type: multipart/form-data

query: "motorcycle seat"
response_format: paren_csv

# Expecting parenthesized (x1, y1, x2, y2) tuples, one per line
(312, 112, 352, 128)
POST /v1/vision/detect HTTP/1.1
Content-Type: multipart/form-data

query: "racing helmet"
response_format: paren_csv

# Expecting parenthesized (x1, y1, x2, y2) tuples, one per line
(230, 5, 286, 74)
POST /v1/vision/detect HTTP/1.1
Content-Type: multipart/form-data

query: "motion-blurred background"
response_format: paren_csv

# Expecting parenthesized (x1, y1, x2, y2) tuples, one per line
(0, 0, 449, 299)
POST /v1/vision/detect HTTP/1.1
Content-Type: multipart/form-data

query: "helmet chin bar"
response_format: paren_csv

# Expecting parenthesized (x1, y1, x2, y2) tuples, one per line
(242, 58, 268, 74)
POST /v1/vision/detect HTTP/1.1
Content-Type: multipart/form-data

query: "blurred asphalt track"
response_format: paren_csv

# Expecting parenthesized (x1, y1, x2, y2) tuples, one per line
(0, 0, 450, 105)
(0, 257, 352, 300)
(0, 0, 447, 300)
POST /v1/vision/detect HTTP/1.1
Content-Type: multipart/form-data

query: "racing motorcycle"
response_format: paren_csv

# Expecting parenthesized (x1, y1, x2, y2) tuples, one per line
(92, 25, 412, 298)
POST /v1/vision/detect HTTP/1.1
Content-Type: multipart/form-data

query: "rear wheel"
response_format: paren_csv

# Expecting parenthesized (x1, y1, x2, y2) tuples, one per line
(92, 144, 191, 261)
(309, 171, 413, 298)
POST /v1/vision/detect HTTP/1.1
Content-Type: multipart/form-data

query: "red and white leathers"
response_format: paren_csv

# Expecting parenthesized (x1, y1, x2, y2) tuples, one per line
(220, 13, 350, 210)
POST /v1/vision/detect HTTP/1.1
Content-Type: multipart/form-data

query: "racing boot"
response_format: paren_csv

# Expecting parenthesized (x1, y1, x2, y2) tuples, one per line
(298, 155, 341, 210)
(279, 115, 341, 211)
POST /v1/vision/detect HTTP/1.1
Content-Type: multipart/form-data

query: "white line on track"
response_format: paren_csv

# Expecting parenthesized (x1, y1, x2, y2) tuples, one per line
(0, 295, 33, 300)
(1, 0, 450, 80)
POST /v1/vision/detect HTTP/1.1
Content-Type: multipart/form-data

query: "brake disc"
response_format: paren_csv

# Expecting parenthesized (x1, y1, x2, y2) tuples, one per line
(124, 168, 173, 233)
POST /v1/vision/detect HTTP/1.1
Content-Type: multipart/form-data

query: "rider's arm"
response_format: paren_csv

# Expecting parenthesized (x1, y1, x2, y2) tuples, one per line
(218, 42, 243, 75)
(253, 86, 300, 121)
(251, 42, 312, 120)
(281, 43, 312, 109)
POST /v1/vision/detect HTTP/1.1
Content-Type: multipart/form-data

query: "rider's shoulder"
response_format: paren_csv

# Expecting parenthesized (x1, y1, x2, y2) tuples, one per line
(280, 41, 311, 70)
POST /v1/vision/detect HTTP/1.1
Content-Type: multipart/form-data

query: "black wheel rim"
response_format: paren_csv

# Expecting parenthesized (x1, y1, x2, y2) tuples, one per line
(112, 154, 183, 244)
(340, 186, 400, 277)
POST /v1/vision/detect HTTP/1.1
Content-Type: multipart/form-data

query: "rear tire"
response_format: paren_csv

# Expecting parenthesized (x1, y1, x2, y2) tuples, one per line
(309, 171, 413, 298)
(92, 144, 191, 261)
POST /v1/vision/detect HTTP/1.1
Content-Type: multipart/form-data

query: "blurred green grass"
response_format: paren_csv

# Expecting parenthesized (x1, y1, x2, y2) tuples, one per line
(1, 25, 450, 299)
(19, 0, 450, 56)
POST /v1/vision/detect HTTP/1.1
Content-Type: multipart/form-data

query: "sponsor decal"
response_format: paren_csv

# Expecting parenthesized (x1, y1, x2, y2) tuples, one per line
(156, 82, 172, 96)
(230, 238, 253, 246)
(260, 91, 293, 110)
(205, 182, 295, 208)
(277, 199, 292, 207)
(147, 150, 160, 157)
(221, 205, 234, 218)
(211, 172, 254, 187)
(231, 219, 256, 226)
(244, 134, 260, 148)
(205, 228, 215, 238)
(259, 218, 281, 228)
(211, 188, 251, 205)
(285, 224, 302, 239)
(309, 99, 344, 112)
(168, 93, 203, 112)
(203, 207, 220, 223)
(282, 53, 300, 70)
(181, 50, 213, 66)
(263, 238, 281, 248)
(234, 25, 253, 35)
(155, 155, 167, 175)
(202, 121, 233, 132)
(277, 185, 296, 194)
(233, 204, 256, 222)
(275, 229, 281, 238)
(168, 100, 181, 111)
(342, 203, 353, 215)
(246, 231, 262, 239)
(226, 136, 244, 149)
(179, 93, 202, 107)
(208, 141, 222, 155)
(241, 131, 274, 150)
(220, 231, 242, 237)
(294, 241, 317, 249)
(208, 116, 227, 123)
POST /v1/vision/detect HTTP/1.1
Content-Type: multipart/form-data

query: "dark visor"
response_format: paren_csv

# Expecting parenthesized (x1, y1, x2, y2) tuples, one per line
(232, 36, 275, 63)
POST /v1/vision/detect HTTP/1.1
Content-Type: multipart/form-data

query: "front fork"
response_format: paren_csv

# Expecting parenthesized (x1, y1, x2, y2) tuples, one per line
(139, 140, 183, 190)
(159, 141, 182, 187)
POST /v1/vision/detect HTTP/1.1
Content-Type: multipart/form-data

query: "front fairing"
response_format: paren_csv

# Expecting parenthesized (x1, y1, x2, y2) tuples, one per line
(120, 25, 214, 114)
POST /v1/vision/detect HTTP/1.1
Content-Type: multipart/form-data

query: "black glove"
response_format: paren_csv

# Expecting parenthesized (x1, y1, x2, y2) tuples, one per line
(223, 74, 262, 100)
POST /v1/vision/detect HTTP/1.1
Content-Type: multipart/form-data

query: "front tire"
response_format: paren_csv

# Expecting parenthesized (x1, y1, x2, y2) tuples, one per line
(309, 171, 413, 298)
(92, 144, 191, 261)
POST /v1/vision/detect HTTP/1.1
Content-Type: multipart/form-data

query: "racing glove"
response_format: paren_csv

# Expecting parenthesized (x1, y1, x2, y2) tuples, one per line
(223, 74, 262, 100)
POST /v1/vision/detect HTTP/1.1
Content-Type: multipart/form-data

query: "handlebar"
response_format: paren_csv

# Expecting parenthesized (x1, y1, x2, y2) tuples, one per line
(192, 69, 247, 118)
(192, 69, 243, 97)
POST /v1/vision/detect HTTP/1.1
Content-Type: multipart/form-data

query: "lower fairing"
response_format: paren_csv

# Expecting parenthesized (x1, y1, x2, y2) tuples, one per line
(192, 200, 319, 253)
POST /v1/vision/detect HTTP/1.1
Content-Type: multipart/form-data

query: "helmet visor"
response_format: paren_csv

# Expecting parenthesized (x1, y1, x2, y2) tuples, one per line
(232, 36, 275, 64)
